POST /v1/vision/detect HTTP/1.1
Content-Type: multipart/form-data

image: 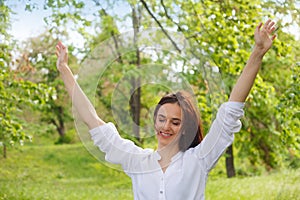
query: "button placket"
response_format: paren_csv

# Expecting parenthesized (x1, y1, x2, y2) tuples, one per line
(159, 175, 165, 200)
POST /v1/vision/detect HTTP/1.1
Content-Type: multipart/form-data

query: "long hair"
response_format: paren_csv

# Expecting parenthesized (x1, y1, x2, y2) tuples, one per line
(153, 91, 204, 151)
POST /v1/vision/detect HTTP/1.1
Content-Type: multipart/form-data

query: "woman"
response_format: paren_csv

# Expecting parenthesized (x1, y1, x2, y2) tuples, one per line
(56, 19, 276, 200)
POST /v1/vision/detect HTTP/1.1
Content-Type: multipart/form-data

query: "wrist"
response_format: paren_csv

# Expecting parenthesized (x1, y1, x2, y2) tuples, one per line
(58, 65, 74, 80)
(57, 63, 70, 73)
(252, 45, 267, 58)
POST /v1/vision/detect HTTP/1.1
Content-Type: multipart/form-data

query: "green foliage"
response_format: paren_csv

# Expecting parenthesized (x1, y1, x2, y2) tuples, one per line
(276, 61, 300, 157)
(236, 30, 300, 170)
(13, 23, 82, 142)
(4, 0, 299, 173)
(0, 69, 55, 149)
(142, 0, 300, 171)
(40, 0, 300, 171)
(54, 129, 77, 144)
(0, 1, 56, 156)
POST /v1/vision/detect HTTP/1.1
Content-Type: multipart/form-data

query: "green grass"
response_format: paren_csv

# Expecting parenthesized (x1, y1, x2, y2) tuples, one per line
(0, 144, 132, 200)
(206, 170, 300, 200)
(1, 143, 299, 200)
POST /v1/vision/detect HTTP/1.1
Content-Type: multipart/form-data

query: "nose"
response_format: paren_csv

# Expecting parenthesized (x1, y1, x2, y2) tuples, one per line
(162, 120, 171, 131)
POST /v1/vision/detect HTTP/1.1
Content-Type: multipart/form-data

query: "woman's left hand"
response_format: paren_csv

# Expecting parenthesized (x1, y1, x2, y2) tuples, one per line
(254, 19, 277, 55)
(55, 41, 69, 72)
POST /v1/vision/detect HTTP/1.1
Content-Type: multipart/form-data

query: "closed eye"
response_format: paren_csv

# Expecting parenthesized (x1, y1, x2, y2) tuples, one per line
(157, 114, 166, 123)
(158, 119, 166, 123)
(172, 121, 181, 126)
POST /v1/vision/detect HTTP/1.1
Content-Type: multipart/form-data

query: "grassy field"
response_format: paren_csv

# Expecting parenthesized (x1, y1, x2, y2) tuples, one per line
(1, 142, 299, 200)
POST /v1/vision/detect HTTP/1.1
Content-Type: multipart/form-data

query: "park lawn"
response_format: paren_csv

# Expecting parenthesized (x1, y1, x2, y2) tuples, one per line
(0, 143, 299, 200)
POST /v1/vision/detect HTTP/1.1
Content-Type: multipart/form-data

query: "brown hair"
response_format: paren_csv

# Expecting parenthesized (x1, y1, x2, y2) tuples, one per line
(153, 91, 203, 151)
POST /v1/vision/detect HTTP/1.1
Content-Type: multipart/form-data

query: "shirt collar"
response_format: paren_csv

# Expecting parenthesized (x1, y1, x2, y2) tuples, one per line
(171, 151, 183, 162)
(154, 150, 183, 162)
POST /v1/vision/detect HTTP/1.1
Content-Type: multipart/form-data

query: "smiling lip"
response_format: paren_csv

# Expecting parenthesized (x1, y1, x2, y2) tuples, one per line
(159, 131, 173, 138)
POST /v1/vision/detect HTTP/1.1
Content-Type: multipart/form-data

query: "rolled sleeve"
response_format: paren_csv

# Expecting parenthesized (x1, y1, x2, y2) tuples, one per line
(89, 122, 152, 172)
(193, 101, 244, 171)
(219, 101, 244, 135)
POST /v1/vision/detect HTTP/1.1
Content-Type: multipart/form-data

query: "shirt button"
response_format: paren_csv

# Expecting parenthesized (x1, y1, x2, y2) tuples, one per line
(160, 191, 163, 194)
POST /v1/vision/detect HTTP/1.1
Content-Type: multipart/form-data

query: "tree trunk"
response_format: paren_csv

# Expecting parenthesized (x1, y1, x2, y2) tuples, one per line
(57, 106, 65, 137)
(130, 85, 141, 141)
(129, 5, 142, 142)
(225, 144, 236, 178)
(3, 144, 7, 159)
(57, 123, 65, 137)
(51, 106, 65, 138)
(258, 138, 273, 171)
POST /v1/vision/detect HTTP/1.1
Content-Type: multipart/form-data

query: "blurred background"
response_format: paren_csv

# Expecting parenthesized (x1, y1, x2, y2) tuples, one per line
(1, 0, 299, 199)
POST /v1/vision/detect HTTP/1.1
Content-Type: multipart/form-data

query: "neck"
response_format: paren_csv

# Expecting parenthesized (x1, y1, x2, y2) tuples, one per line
(157, 144, 180, 161)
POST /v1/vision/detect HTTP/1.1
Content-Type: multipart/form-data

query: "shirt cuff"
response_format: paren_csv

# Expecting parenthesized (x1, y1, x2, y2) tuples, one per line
(89, 122, 113, 137)
(224, 101, 245, 109)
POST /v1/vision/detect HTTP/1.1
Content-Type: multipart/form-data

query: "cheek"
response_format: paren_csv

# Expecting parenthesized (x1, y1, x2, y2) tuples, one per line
(174, 126, 182, 134)
(154, 120, 161, 131)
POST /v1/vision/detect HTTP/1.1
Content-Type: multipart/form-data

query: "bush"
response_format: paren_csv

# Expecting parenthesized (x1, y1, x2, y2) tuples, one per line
(55, 129, 77, 144)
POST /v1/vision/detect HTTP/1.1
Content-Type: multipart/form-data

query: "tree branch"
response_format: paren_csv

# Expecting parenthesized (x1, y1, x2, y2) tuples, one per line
(139, 0, 182, 53)
(160, 0, 226, 98)
(100, 8, 123, 64)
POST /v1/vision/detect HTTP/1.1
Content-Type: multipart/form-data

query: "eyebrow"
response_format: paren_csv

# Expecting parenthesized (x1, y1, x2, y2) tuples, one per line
(158, 114, 181, 121)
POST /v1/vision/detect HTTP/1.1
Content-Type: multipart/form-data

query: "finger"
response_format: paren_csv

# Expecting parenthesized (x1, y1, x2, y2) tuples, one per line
(56, 46, 61, 58)
(57, 41, 61, 50)
(264, 19, 271, 28)
(268, 21, 275, 30)
(271, 34, 276, 41)
(256, 22, 262, 34)
(268, 21, 275, 27)
(58, 41, 62, 46)
(257, 22, 263, 29)
(60, 42, 66, 49)
(270, 26, 276, 33)
(56, 47, 60, 57)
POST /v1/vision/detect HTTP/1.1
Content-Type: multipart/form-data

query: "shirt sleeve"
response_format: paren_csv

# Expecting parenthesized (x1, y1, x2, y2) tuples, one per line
(89, 122, 153, 172)
(192, 101, 245, 172)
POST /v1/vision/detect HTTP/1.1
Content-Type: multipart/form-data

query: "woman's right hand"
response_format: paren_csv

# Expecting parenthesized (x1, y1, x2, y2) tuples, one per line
(55, 41, 68, 72)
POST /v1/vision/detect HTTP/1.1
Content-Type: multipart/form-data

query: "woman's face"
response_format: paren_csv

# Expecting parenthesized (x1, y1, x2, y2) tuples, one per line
(155, 103, 182, 149)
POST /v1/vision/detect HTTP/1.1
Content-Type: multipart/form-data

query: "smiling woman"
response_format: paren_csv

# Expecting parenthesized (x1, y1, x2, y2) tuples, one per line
(153, 92, 203, 153)
(55, 19, 277, 200)
(152, 91, 205, 174)
(155, 102, 182, 148)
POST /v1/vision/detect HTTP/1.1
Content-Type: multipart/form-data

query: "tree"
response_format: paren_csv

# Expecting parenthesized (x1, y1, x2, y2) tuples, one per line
(16, 31, 77, 143)
(0, 1, 54, 157)
(11, 0, 299, 174)
(139, 0, 300, 175)
(10, 0, 85, 143)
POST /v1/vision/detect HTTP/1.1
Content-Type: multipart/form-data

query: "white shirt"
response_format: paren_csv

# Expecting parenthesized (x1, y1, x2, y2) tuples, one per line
(89, 102, 244, 200)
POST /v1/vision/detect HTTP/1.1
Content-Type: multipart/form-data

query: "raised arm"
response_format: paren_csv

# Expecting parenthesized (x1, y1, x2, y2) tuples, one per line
(56, 41, 105, 129)
(229, 19, 276, 102)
